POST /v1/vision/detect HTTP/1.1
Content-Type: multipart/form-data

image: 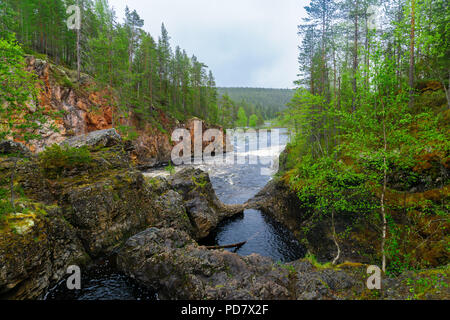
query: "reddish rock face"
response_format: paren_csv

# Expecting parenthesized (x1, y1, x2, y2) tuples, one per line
(24, 56, 116, 152)
(23, 57, 228, 168)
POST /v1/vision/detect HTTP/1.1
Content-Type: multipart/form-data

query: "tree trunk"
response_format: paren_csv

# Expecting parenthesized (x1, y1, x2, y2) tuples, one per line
(76, 25, 80, 82)
(332, 207, 341, 265)
(76, 0, 81, 82)
(409, 0, 416, 109)
(381, 103, 388, 273)
(364, 12, 369, 90)
(352, 0, 359, 112)
(205, 241, 246, 250)
(441, 70, 450, 110)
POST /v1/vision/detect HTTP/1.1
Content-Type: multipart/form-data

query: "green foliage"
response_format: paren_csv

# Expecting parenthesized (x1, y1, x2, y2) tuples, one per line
(283, 0, 449, 272)
(248, 114, 259, 128)
(39, 144, 92, 176)
(304, 253, 335, 269)
(192, 175, 207, 191)
(117, 125, 139, 141)
(235, 107, 248, 128)
(0, 199, 14, 217)
(218, 87, 294, 120)
(404, 266, 450, 300)
(0, 37, 43, 142)
(2, 0, 221, 134)
(291, 155, 376, 214)
(275, 261, 296, 274)
(165, 160, 175, 175)
(217, 94, 236, 128)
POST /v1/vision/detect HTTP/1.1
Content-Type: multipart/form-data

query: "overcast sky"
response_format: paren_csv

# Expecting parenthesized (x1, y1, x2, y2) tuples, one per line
(107, 0, 308, 88)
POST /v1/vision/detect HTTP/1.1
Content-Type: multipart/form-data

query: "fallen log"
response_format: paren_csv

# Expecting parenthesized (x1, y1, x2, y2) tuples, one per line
(205, 241, 247, 250)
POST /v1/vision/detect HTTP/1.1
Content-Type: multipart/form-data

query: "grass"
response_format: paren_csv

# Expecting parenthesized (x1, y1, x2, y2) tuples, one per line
(304, 253, 336, 270)
(165, 161, 176, 175)
(39, 144, 92, 177)
(276, 261, 296, 274)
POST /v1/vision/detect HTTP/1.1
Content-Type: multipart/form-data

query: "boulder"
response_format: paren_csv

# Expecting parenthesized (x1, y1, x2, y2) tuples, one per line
(60, 170, 195, 257)
(117, 227, 377, 300)
(0, 145, 197, 298)
(117, 227, 293, 300)
(61, 128, 122, 149)
(168, 168, 245, 239)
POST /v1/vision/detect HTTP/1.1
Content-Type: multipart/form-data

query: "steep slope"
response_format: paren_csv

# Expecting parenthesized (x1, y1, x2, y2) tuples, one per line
(249, 82, 449, 273)
(24, 56, 227, 168)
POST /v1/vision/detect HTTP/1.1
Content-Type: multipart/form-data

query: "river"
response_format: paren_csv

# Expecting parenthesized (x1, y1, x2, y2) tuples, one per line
(44, 128, 305, 300)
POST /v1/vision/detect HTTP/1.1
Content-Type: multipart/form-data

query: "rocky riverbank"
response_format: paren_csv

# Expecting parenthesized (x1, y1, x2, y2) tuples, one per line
(246, 178, 377, 264)
(0, 130, 448, 300)
(116, 226, 449, 300)
(0, 130, 242, 300)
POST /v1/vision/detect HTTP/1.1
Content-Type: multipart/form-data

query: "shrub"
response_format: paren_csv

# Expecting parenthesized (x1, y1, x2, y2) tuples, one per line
(39, 144, 92, 176)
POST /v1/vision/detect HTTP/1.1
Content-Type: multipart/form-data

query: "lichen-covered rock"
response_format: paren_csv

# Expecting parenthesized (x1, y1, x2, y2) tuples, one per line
(59, 169, 196, 257)
(117, 227, 293, 300)
(117, 227, 450, 300)
(61, 128, 122, 149)
(152, 190, 195, 235)
(168, 168, 245, 239)
(0, 206, 89, 300)
(0, 145, 221, 299)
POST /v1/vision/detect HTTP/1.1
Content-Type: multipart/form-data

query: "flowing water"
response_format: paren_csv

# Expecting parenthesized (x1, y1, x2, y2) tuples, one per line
(45, 128, 305, 300)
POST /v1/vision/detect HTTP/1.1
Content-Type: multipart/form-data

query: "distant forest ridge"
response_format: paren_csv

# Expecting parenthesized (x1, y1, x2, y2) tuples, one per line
(217, 87, 295, 120)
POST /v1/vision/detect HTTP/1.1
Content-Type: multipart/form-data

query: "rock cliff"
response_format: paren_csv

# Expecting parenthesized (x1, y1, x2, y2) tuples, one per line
(23, 56, 229, 169)
(0, 132, 241, 299)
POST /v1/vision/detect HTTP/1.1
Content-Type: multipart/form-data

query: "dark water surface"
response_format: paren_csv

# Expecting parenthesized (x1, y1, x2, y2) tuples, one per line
(198, 129, 305, 262)
(45, 128, 305, 300)
(44, 257, 156, 300)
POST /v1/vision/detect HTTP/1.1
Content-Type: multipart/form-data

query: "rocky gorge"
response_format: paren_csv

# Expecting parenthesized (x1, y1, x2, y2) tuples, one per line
(23, 56, 229, 169)
(0, 130, 448, 300)
(0, 56, 447, 301)
(0, 129, 243, 299)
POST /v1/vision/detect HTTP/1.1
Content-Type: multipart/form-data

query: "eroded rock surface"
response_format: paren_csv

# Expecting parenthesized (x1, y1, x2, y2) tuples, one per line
(0, 205, 88, 300)
(117, 227, 294, 300)
(0, 141, 241, 299)
(168, 168, 245, 239)
(61, 128, 122, 149)
(117, 227, 450, 300)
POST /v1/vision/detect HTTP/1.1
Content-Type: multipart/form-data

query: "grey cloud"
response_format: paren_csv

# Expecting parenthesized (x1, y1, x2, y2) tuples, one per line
(108, 0, 307, 88)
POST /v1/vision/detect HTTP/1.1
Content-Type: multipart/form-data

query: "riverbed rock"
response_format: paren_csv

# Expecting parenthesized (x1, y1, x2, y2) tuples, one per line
(168, 168, 245, 239)
(0, 142, 242, 299)
(117, 227, 293, 300)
